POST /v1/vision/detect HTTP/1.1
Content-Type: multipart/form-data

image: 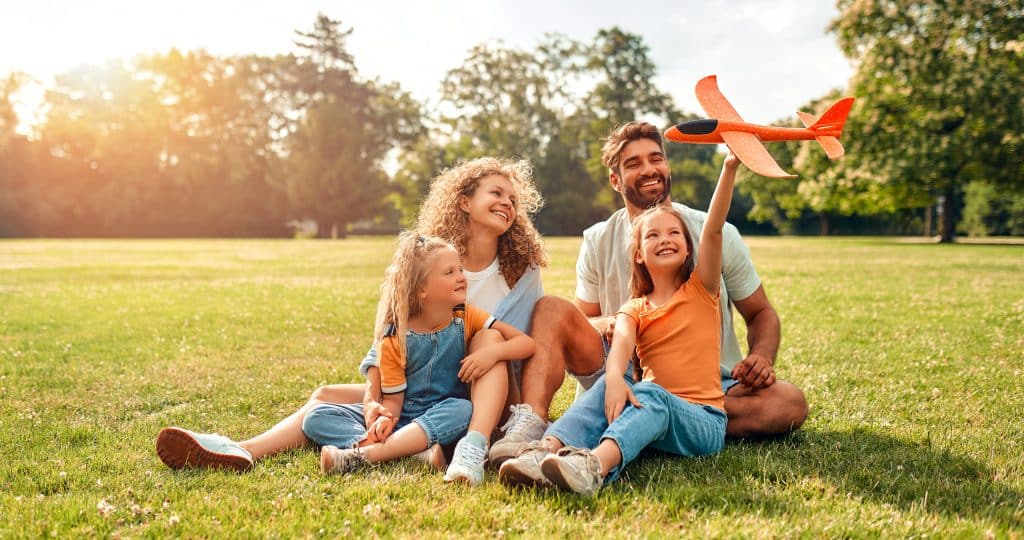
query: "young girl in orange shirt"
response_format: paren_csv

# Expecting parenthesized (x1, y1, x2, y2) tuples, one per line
(500, 154, 740, 496)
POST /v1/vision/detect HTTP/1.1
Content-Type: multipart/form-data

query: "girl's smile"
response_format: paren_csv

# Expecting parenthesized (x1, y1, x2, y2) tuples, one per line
(638, 212, 689, 269)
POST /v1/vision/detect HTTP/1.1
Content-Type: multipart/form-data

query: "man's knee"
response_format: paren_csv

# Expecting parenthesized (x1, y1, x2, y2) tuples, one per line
(774, 381, 809, 429)
(725, 379, 808, 436)
(530, 296, 579, 334)
(530, 296, 603, 373)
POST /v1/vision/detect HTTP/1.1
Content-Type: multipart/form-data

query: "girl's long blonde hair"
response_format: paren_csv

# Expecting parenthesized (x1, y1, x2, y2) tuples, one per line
(414, 157, 547, 287)
(373, 232, 455, 357)
(629, 206, 695, 298)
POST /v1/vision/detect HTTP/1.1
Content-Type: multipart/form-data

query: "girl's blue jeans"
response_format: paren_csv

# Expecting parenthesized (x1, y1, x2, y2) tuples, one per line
(545, 373, 727, 482)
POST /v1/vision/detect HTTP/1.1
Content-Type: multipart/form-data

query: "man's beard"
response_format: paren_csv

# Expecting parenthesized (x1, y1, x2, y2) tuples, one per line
(623, 171, 672, 209)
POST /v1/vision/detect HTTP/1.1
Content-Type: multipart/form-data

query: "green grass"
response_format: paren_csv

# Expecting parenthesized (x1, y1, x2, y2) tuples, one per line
(1, 237, 1022, 537)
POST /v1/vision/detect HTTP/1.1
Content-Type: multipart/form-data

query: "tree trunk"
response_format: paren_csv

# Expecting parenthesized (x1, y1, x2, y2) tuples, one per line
(939, 187, 956, 243)
(924, 203, 932, 237)
(819, 213, 831, 236)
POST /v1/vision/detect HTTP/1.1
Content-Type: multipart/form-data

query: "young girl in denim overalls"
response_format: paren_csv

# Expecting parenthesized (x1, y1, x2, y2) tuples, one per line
(307, 232, 534, 475)
(499, 153, 741, 496)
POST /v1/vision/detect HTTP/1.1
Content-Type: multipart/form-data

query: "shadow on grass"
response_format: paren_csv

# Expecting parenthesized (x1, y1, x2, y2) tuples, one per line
(626, 428, 1022, 528)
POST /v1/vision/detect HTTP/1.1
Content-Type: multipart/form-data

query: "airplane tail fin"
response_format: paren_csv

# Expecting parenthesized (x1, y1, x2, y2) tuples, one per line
(797, 97, 855, 160)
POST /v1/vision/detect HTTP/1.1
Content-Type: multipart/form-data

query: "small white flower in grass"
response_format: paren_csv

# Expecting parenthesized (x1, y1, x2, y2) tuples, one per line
(97, 499, 115, 518)
(362, 503, 382, 518)
(169, 515, 180, 526)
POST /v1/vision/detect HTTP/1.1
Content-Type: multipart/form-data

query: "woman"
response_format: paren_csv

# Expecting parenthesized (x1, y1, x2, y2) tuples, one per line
(155, 157, 547, 472)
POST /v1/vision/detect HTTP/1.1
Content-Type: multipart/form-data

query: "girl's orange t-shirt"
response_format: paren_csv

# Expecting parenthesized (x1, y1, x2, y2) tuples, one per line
(619, 274, 724, 411)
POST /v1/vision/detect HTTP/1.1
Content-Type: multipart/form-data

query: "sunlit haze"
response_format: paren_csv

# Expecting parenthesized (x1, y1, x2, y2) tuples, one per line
(2, 1, 854, 129)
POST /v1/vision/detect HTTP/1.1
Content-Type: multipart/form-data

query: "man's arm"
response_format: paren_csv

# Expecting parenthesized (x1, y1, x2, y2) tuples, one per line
(731, 285, 780, 389)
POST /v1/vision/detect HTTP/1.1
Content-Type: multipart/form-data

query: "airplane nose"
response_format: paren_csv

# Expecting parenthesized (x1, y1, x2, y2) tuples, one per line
(664, 126, 685, 142)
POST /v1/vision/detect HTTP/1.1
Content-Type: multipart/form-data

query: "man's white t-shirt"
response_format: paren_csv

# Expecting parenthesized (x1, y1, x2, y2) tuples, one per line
(574, 202, 761, 374)
(464, 257, 511, 314)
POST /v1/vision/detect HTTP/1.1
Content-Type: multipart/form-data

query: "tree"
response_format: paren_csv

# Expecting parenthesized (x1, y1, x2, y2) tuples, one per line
(578, 27, 712, 219)
(281, 14, 423, 236)
(831, 0, 1024, 242)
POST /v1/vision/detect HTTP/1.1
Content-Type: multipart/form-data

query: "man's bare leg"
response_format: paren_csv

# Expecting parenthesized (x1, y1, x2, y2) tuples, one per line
(520, 296, 605, 422)
(490, 297, 604, 467)
(724, 380, 808, 438)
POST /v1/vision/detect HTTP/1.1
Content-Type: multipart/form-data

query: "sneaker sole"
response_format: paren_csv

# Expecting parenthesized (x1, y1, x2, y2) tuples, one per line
(156, 427, 252, 472)
(443, 468, 482, 486)
(498, 461, 550, 488)
(540, 457, 597, 496)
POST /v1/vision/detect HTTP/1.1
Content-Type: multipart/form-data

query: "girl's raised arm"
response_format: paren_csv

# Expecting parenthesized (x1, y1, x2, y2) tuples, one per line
(696, 153, 740, 295)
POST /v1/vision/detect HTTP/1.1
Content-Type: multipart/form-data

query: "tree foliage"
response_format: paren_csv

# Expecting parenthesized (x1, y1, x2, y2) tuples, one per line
(830, 0, 1024, 241)
(3, 12, 1020, 238)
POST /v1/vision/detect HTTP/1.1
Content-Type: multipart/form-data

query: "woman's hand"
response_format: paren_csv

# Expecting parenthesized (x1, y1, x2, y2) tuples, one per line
(604, 376, 642, 424)
(458, 351, 498, 383)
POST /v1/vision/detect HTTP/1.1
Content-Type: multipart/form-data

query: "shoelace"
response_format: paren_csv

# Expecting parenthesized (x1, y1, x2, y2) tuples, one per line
(499, 405, 537, 435)
(557, 446, 601, 473)
(453, 441, 487, 466)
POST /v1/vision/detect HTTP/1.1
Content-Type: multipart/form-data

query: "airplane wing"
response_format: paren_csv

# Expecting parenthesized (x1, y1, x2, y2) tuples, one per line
(695, 75, 744, 121)
(720, 131, 796, 178)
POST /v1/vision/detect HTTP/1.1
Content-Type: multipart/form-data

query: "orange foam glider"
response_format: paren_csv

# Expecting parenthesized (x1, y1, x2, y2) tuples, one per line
(664, 75, 855, 178)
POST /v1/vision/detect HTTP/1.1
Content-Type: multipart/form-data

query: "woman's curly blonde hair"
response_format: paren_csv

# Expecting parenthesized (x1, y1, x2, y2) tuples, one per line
(414, 157, 547, 287)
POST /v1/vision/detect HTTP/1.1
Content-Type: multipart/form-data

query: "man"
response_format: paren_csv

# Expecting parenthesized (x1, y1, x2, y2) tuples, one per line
(489, 121, 808, 467)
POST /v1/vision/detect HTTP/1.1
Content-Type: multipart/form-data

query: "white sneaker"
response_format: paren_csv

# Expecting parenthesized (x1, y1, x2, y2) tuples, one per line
(540, 446, 604, 497)
(443, 435, 487, 486)
(156, 427, 253, 472)
(320, 445, 369, 475)
(498, 441, 552, 488)
(489, 404, 548, 468)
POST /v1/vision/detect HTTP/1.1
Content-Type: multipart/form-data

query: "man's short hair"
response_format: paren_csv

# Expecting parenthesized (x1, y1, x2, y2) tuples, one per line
(600, 121, 664, 172)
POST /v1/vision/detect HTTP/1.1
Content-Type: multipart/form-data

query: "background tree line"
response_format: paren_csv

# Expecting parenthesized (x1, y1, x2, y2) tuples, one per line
(1, 4, 1021, 241)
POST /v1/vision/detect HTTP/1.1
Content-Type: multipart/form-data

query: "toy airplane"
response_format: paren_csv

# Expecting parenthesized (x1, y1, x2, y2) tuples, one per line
(664, 75, 855, 178)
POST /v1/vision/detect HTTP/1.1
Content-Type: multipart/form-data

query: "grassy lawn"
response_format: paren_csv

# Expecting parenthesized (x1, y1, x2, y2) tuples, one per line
(1, 237, 1022, 537)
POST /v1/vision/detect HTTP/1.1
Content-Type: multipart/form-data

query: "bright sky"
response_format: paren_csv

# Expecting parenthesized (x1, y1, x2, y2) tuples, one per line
(2, 0, 854, 126)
